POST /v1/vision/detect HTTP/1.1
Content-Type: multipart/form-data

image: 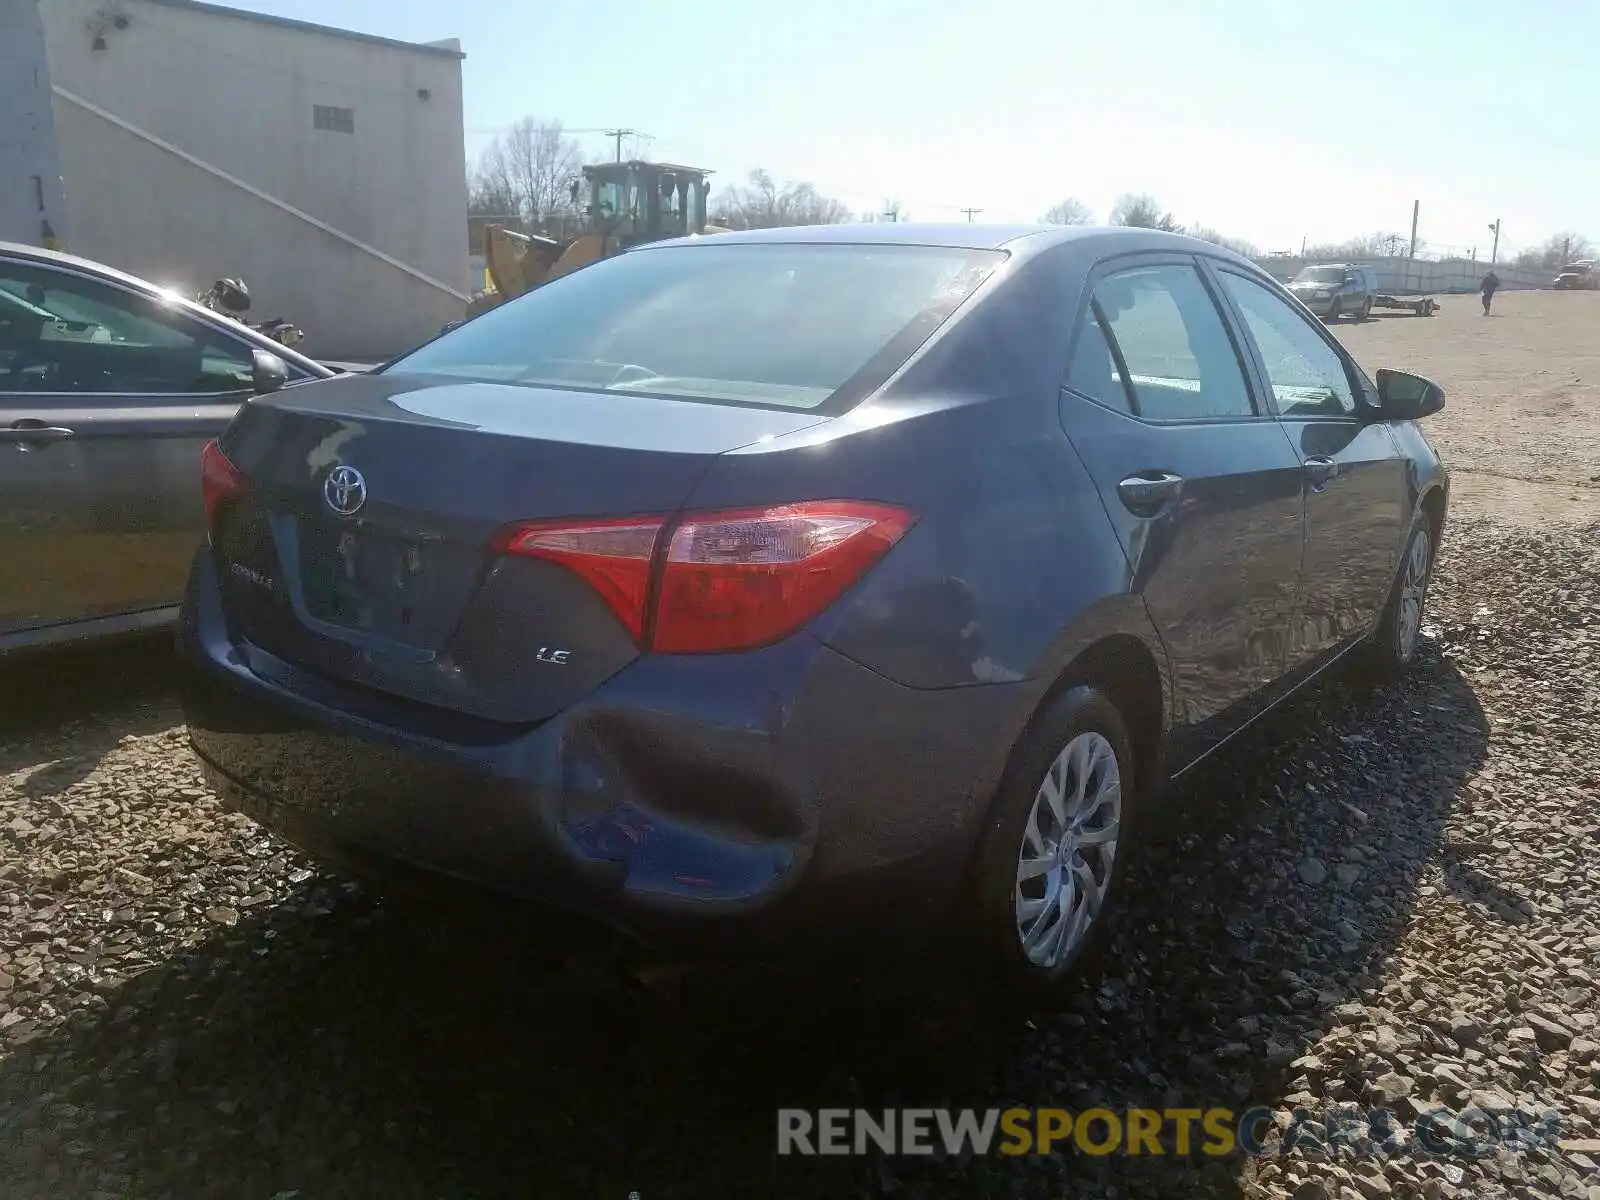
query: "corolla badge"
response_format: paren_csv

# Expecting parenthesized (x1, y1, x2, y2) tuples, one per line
(323, 464, 367, 516)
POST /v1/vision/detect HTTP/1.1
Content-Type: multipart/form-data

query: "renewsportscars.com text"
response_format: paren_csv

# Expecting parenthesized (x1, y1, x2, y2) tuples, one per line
(777, 1106, 1563, 1158)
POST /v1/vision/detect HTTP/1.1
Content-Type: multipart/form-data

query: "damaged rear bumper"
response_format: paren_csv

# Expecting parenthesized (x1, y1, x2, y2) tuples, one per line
(177, 548, 1030, 951)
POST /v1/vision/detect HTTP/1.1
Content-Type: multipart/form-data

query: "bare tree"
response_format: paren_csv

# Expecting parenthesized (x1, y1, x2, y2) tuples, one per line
(1531, 232, 1595, 269)
(1110, 193, 1182, 233)
(713, 170, 852, 229)
(1189, 226, 1259, 257)
(467, 164, 519, 221)
(1040, 198, 1092, 226)
(1304, 231, 1410, 260)
(471, 118, 585, 231)
(861, 200, 912, 223)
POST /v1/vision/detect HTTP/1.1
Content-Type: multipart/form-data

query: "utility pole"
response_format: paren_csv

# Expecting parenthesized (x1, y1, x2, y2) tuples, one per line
(1300, 235, 1307, 257)
(960, 207, 982, 223)
(1407, 199, 1419, 260)
(1563, 234, 1572, 265)
(603, 128, 638, 163)
(1488, 219, 1501, 265)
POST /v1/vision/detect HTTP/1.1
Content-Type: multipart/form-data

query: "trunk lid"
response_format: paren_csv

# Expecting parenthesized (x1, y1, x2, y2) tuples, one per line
(213, 373, 828, 725)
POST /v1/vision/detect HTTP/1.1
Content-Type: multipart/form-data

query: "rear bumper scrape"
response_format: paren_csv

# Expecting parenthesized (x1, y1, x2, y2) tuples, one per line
(178, 548, 1019, 947)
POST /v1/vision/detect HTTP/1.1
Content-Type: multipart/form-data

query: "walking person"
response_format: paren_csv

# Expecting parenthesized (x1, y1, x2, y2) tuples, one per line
(1480, 269, 1501, 315)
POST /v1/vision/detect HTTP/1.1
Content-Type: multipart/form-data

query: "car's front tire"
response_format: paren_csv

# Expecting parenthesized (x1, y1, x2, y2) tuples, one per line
(969, 685, 1135, 996)
(1366, 517, 1437, 677)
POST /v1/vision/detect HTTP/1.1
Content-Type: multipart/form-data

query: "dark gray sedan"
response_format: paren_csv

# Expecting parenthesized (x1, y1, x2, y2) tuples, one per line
(179, 223, 1449, 991)
(0, 242, 335, 656)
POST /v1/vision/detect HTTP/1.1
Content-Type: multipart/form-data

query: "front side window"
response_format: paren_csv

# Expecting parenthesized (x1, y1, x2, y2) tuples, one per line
(1079, 263, 1254, 420)
(0, 262, 257, 395)
(1218, 271, 1357, 417)
(385, 242, 1004, 411)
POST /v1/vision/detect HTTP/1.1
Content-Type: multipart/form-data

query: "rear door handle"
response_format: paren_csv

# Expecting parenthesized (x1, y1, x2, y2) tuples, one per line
(1117, 471, 1184, 516)
(1304, 456, 1339, 488)
(1, 422, 76, 448)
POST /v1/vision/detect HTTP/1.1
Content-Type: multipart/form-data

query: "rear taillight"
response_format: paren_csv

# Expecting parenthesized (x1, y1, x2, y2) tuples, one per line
(653, 502, 913, 652)
(498, 500, 914, 654)
(200, 439, 247, 535)
(496, 517, 665, 641)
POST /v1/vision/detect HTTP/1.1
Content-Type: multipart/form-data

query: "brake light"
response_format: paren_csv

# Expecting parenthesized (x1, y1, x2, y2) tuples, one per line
(653, 502, 913, 652)
(200, 439, 247, 534)
(497, 500, 913, 653)
(496, 517, 666, 641)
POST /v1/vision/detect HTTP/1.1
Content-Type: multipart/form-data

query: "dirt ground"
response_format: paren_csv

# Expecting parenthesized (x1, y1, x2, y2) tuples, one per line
(1333, 289, 1600, 526)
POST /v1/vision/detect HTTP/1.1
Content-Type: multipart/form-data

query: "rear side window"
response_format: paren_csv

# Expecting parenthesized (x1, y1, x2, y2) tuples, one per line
(1071, 264, 1254, 420)
(386, 243, 1004, 411)
(1218, 271, 1357, 417)
(1065, 303, 1132, 415)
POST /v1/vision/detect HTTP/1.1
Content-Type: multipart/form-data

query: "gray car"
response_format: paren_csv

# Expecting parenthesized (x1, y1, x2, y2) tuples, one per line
(0, 242, 335, 656)
(1287, 263, 1375, 321)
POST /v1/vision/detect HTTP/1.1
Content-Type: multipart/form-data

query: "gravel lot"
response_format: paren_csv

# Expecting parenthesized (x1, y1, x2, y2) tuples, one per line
(2, 293, 1598, 1199)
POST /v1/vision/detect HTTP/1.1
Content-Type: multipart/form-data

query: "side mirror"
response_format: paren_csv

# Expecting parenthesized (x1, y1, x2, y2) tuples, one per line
(251, 348, 289, 394)
(1374, 368, 1444, 420)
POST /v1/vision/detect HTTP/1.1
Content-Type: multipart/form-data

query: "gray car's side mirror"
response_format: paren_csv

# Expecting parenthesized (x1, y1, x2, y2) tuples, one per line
(1374, 368, 1444, 420)
(251, 348, 289, 394)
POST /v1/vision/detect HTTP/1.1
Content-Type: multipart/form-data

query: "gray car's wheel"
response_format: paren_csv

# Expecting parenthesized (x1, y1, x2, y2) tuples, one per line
(970, 685, 1135, 994)
(1358, 296, 1374, 321)
(1366, 518, 1436, 677)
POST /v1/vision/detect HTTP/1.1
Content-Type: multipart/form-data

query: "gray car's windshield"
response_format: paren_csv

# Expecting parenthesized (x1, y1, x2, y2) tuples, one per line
(1292, 266, 1347, 284)
(385, 242, 1004, 410)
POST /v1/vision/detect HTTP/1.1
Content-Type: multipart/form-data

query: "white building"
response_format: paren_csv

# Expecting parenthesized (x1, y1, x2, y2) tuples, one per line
(1, 0, 469, 359)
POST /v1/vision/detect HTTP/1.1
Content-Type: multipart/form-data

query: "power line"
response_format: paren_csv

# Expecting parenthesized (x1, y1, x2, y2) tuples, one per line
(604, 128, 644, 162)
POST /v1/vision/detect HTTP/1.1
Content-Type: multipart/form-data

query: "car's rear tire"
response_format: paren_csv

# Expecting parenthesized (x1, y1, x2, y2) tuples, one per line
(1358, 296, 1374, 321)
(968, 685, 1135, 998)
(1365, 517, 1436, 678)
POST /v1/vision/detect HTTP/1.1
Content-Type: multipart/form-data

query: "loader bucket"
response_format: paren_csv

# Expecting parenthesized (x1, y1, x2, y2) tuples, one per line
(545, 234, 612, 283)
(483, 225, 566, 300)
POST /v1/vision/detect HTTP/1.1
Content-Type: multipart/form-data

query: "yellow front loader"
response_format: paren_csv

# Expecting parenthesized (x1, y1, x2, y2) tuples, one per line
(470, 160, 727, 316)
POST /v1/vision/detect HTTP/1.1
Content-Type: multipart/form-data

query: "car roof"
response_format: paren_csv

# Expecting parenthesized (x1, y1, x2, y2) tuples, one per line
(656, 222, 1260, 267)
(0, 240, 333, 376)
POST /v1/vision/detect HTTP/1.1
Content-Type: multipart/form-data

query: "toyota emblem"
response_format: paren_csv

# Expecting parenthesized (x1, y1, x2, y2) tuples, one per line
(323, 464, 367, 516)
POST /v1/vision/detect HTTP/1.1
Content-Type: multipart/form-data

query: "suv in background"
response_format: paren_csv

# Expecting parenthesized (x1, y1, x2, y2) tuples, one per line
(1287, 263, 1375, 321)
(1554, 261, 1598, 290)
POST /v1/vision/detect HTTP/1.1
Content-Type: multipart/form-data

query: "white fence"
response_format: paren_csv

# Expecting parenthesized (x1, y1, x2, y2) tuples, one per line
(1257, 257, 1551, 295)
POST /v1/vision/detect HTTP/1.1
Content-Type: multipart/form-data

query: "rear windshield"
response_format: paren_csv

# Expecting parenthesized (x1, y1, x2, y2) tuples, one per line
(1292, 266, 1346, 284)
(384, 242, 1004, 410)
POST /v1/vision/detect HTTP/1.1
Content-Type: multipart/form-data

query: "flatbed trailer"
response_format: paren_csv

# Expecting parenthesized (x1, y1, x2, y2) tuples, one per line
(1372, 294, 1438, 316)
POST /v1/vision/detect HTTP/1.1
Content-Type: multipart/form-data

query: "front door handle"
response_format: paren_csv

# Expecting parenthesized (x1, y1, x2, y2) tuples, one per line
(1117, 471, 1184, 516)
(1304, 456, 1339, 489)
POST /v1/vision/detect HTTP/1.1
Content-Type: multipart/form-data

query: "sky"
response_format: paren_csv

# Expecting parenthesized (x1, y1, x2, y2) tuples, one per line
(224, 0, 1597, 258)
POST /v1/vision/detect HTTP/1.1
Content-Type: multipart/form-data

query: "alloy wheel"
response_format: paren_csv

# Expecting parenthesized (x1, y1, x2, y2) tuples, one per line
(1396, 525, 1433, 662)
(1013, 731, 1121, 969)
